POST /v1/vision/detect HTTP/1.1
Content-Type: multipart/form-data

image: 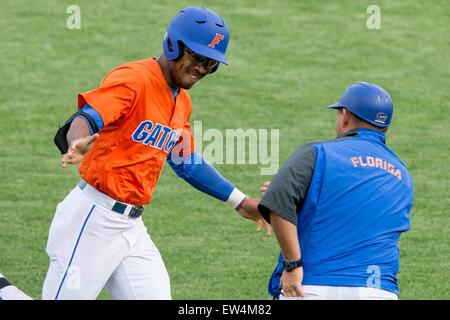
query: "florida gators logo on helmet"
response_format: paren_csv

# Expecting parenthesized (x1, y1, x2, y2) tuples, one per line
(375, 112, 388, 124)
(208, 33, 225, 48)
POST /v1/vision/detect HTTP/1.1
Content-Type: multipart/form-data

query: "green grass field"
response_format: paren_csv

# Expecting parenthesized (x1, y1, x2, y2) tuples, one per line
(1, 0, 449, 300)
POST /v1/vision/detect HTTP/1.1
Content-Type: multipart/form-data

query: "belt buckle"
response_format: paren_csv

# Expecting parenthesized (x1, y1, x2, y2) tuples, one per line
(129, 205, 144, 218)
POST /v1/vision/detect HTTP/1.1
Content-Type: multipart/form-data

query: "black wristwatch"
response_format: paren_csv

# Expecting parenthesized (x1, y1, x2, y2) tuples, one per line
(282, 258, 302, 272)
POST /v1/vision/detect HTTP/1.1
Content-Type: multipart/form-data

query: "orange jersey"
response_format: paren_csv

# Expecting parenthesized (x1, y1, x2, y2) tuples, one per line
(77, 58, 194, 205)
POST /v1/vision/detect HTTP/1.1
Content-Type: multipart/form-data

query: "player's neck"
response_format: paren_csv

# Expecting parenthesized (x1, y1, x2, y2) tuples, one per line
(157, 55, 179, 90)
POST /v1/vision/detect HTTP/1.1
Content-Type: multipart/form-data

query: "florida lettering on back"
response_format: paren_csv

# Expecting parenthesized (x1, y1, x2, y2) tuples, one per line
(350, 156, 402, 180)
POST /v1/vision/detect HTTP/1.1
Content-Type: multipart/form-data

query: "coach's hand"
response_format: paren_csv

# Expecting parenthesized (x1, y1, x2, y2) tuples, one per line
(260, 181, 270, 194)
(61, 134, 99, 168)
(237, 197, 272, 236)
(281, 267, 305, 298)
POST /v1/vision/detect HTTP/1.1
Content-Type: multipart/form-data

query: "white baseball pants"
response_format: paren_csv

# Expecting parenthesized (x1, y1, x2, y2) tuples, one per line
(279, 285, 398, 300)
(42, 182, 171, 300)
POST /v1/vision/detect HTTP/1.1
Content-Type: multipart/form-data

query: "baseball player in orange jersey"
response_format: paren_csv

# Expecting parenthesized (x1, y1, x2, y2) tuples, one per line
(46, 6, 270, 300)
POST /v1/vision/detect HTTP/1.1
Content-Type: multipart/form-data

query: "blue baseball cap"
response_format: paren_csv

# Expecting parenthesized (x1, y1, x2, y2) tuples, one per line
(327, 82, 394, 128)
(163, 6, 230, 65)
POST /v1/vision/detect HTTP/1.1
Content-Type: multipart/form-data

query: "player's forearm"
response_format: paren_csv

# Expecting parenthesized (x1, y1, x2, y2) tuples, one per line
(66, 117, 91, 146)
(270, 212, 301, 260)
(167, 151, 247, 208)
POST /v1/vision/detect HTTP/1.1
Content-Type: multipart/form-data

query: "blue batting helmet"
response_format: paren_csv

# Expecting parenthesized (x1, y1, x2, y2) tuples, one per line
(327, 82, 394, 128)
(163, 6, 230, 66)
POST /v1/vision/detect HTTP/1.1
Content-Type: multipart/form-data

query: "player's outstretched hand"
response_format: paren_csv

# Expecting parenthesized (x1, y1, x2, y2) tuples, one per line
(237, 197, 272, 236)
(61, 133, 99, 168)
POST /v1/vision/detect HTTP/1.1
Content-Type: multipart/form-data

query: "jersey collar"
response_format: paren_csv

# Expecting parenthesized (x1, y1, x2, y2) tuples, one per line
(341, 128, 386, 144)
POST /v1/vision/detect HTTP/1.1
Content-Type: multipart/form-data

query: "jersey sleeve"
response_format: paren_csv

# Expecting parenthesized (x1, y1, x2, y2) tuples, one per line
(258, 143, 317, 225)
(75, 103, 105, 135)
(77, 67, 143, 126)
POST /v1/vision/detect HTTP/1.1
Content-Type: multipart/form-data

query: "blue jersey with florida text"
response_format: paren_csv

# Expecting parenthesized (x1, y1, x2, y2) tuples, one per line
(264, 129, 414, 296)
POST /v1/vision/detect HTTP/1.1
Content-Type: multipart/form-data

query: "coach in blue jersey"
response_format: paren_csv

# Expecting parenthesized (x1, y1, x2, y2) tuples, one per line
(258, 82, 414, 300)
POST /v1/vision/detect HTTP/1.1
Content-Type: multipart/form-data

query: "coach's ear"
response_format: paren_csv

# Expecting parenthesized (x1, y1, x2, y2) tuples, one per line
(341, 108, 351, 127)
(335, 108, 352, 135)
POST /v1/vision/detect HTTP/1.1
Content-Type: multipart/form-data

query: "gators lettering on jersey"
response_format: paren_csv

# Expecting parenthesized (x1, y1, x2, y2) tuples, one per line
(77, 58, 194, 205)
(132, 121, 181, 153)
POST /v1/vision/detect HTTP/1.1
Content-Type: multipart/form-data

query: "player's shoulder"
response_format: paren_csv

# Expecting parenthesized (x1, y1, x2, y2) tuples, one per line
(111, 58, 154, 76)
(101, 65, 143, 87)
(121, 58, 160, 75)
(102, 58, 159, 83)
(104, 58, 192, 104)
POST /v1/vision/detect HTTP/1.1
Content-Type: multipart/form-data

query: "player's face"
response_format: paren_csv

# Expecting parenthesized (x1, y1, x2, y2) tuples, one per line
(170, 47, 219, 89)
